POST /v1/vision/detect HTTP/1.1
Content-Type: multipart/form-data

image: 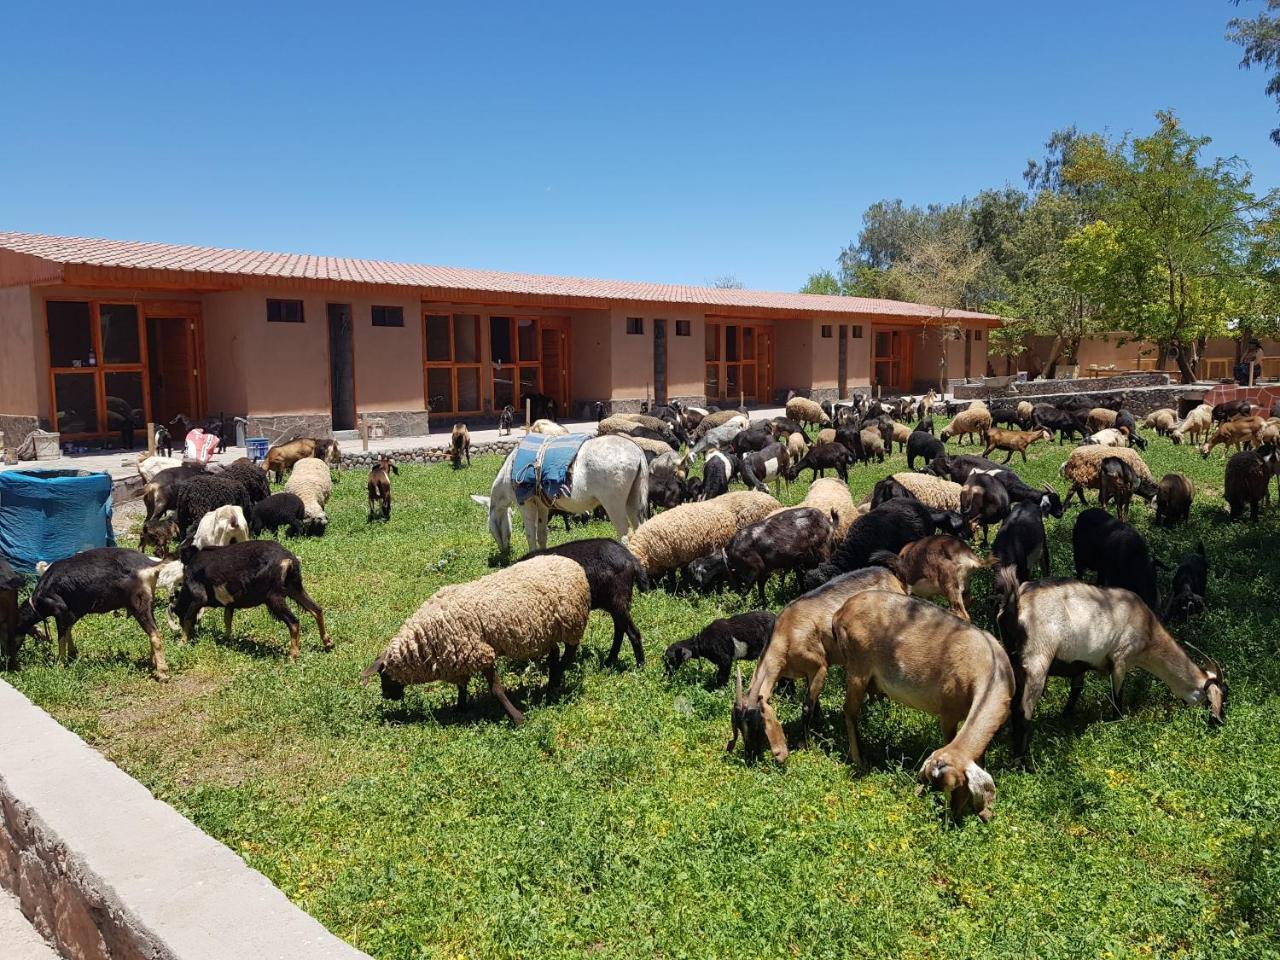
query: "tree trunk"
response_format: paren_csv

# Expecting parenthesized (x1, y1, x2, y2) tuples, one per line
(1042, 334, 1065, 379)
(1156, 343, 1168, 370)
(1173, 341, 1195, 384)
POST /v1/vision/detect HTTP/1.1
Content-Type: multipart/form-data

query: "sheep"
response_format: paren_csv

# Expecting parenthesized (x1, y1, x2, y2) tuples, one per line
(628, 435, 676, 459)
(368, 456, 398, 521)
(664, 611, 777, 685)
(529, 418, 569, 436)
(1164, 542, 1208, 623)
(1085, 407, 1119, 434)
(15, 548, 176, 679)
(360, 555, 589, 724)
(517, 538, 647, 667)
(1072, 507, 1160, 610)
(996, 570, 1225, 762)
(723, 507, 836, 603)
(1224, 445, 1277, 520)
(814, 427, 837, 446)
(828, 591, 1012, 821)
(739, 443, 790, 494)
(143, 464, 207, 521)
(136, 452, 184, 482)
(138, 516, 181, 558)
(615, 413, 682, 447)
(1143, 408, 1179, 437)
(907, 425, 946, 470)
(1154, 472, 1194, 526)
(188, 505, 250, 553)
(284, 457, 333, 533)
(728, 567, 906, 762)
(692, 409, 747, 441)
(264, 438, 341, 484)
(1097, 455, 1155, 523)
(806, 497, 969, 588)
(982, 426, 1052, 464)
(870, 534, 988, 622)
(1016, 400, 1034, 426)
(796, 477, 857, 539)
(1261, 417, 1280, 446)
(785, 442, 852, 483)
(960, 472, 1009, 546)
(939, 401, 991, 446)
(1170, 404, 1213, 445)
(785, 430, 808, 463)
(859, 427, 886, 463)
(173, 539, 330, 662)
(0, 558, 25, 671)
(882, 472, 964, 512)
(250, 492, 308, 538)
(701, 448, 739, 500)
(625, 500, 740, 584)
(1200, 416, 1266, 458)
(770, 416, 805, 439)
(714, 489, 781, 527)
(1059, 445, 1152, 509)
(890, 421, 913, 452)
(175, 474, 252, 539)
(1084, 427, 1134, 448)
(451, 423, 472, 469)
(784, 395, 831, 434)
(217, 458, 272, 504)
(992, 500, 1053, 584)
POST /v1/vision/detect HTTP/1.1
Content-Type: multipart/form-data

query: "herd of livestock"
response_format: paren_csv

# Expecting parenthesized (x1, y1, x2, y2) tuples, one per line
(2, 388, 1277, 824)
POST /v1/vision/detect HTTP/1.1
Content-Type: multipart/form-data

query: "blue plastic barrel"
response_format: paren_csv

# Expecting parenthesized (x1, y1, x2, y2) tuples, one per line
(246, 437, 270, 462)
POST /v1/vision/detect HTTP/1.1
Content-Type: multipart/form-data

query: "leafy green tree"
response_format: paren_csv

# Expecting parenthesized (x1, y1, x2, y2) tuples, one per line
(799, 270, 842, 295)
(1228, 0, 1280, 145)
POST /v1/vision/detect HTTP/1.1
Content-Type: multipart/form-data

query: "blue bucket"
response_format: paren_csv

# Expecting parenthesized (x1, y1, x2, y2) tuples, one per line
(246, 437, 270, 462)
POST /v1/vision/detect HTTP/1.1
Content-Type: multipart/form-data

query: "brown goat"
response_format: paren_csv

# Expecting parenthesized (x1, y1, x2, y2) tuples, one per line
(831, 591, 1014, 822)
(451, 423, 472, 469)
(871, 535, 990, 623)
(1200, 416, 1265, 458)
(138, 516, 181, 557)
(982, 426, 1052, 464)
(264, 438, 341, 484)
(367, 456, 398, 521)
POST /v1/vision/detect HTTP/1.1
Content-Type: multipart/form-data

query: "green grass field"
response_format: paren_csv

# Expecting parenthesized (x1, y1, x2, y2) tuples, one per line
(8, 428, 1280, 959)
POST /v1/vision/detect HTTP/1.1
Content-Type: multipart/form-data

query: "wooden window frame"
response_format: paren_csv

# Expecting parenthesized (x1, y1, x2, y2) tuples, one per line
(675, 319, 691, 337)
(625, 316, 644, 335)
(371, 304, 405, 327)
(852, 324, 863, 338)
(46, 299, 152, 440)
(267, 298, 305, 323)
(820, 324, 833, 338)
(704, 319, 772, 404)
(489, 315, 544, 413)
(422, 312, 483, 416)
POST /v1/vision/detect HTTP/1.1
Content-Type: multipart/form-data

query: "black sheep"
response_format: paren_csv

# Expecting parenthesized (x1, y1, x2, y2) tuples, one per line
(991, 500, 1052, 583)
(143, 464, 207, 521)
(1071, 507, 1160, 611)
(732, 423, 774, 454)
(1224, 446, 1277, 521)
(725, 507, 835, 603)
(805, 498, 966, 589)
(663, 611, 777, 685)
(520, 538, 648, 667)
(175, 474, 253, 537)
(173, 540, 329, 660)
(15, 548, 174, 678)
(1164, 542, 1208, 623)
(906, 429, 946, 471)
(250, 492, 308, 538)
(786, 442, 851, 482)
(0, 557, 24, 670)
(833, 424, 866, 463)
(217, 458, 271, 504)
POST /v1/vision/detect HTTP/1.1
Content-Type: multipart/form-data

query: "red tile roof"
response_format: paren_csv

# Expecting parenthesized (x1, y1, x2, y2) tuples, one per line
(0, 230, 1002, 322)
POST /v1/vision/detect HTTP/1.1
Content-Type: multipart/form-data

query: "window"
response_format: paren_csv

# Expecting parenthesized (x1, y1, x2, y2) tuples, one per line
(974, 328, 983, 341)
(423, 313, 482, 414)
(267, 299, 304, 323)
(821, 324, 833, 338)
(46, 299, 150, 437)
(675, 319, 691, 337)
(372, 305, 404, 327)
(626, 317, 644, 335)
(852, 325, 863, 338)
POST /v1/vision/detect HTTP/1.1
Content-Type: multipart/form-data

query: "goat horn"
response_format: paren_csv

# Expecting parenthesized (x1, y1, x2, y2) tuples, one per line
(735, 662, 744, 701)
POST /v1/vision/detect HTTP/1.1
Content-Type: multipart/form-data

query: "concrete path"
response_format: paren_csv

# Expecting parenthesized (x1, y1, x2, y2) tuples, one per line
(0, 888, 59, 960)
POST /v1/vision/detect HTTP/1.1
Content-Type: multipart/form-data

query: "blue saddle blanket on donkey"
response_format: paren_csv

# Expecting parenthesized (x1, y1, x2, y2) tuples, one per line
(512, 434, 590, 506)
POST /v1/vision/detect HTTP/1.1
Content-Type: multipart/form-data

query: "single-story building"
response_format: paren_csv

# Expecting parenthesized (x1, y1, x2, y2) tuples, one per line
(0, 231, 1000, 445)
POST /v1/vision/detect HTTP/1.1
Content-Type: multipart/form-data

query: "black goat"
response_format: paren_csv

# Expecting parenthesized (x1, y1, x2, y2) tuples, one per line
(687, 553, 730, 592)
(143, 464, 206, 521)
(786, 442, 851, 482)
(1034, 406, 1089, 444)
(906, 424, 946, 470)
(154, 424, 173, 458)
(1164, 542, 1208, 623)
(521, 538, 648, 667)
(991, 500, 1052, 584)
(138, 516, 182, 557)
(732, 423, 774, 454)
(1213, 399, 1254, 422)
(805, 498, 968, 589)
(724, 507, 835, 603)
(250, 492, 308, 538)
(1072, 508, 1160, 611)
(173, 540, 329, 660)
(663, 611, 777, 686)
(1154, 473, 1194, 527)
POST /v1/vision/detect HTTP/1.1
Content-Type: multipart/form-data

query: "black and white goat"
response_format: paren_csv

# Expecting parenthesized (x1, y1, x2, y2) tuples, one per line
(663, 610, 777, 686)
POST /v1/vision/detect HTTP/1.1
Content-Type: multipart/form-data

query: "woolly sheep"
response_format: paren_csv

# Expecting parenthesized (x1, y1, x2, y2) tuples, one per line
(284, 457, 333, 533)
(1060, 444, 1152, 508)
(627, 435, 676, 458)
(785, 396, 831, 430)
(1016, 400, 1034, 424)
(786, 431, 808, 461)
(1085, 427, 1131, 448)
(1143, 408, 1178, 436)
(175, 474, 251, 538)
(136, 453, 184, 483)
(940, 402, 992, 446)
(529, 419, 569, 436)
(361, 555, 591, 724)
(777, 478, 858, 539)
(887, 472, 964, 512)
(692, 409, 747, 440)
(626, 501, 740, 580)
(1085, 408, 1118, 434)
(714, 489, 781, 527)
(1171, 404, 1213, 445)
(217, 458, 271, 504)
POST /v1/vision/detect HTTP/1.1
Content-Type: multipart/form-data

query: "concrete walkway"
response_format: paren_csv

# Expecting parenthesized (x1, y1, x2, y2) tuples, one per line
(0, 888, 59, 960)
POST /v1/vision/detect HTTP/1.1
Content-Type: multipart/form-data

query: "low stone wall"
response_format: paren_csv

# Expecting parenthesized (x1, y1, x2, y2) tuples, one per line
(0, 415, 39, 452)
(974, 383, 1206, 417)
(245, 414, 332, 444)
(341, 439, 520, 469)
(360, 410, 431, 437)
(953, 372, 1171, 400)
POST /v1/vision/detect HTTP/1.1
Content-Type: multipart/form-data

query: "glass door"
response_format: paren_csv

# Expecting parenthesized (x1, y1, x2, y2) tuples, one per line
(47, 300, 148, 442)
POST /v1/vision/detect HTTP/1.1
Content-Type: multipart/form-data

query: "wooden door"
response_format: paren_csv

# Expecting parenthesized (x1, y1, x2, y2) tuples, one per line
(539, 317, 571, 414)
(146, 316, 197, 426)
(873, 329, 913, 392)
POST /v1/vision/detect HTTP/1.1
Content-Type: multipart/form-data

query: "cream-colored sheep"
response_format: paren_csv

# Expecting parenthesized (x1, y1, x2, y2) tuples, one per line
(692, 409, 746, 440)
(136, 453, 184, 482)
(800, 477, 858, 538)
(1143, 408, 1178, 436)
(1060, 445, 1152, 506)
(1016, 400, 1034, 423)
(1261, 417, 1280, 446)
(891, 421, 912, 452)
(1086, 408, 1119, 434)
(889, 472, 964, 512)
(816, 428, 837, 445)
(626, 501, 740, 577)
(860, 428, 886, 462)
(284, 457, 333, 526)
(715, 489, 781, 527)
(1085, 427, 1130, 448)
(1171, 404, 1213, 445)
(362, 555, 590, 725)
(627, 435, 675, 458)
(597, 415, 649, 437)
(940, 402, 992, 445)
(529, 419, 569, 436)
(785, 396, 831, 429)
(786, 431, 809, 461)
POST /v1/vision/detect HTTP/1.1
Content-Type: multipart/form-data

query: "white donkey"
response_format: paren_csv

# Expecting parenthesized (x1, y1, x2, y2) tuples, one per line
(476, 435, 648, 552)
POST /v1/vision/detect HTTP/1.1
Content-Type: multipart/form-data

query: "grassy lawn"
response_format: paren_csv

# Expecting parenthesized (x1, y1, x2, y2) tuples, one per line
(8, 427, 1280, 959)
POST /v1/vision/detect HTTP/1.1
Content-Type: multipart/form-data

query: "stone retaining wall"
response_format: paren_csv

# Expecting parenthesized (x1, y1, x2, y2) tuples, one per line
(953, 372, 1170, 400)
(341, 439, 519, 469)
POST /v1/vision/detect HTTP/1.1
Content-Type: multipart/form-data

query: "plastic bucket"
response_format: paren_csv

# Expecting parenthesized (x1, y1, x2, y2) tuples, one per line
(246, 437, 270, 462)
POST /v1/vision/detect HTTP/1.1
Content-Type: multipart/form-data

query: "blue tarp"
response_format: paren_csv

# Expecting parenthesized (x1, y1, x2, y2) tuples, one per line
(511, 434, 589, 506)
(0, 470, 115, 574)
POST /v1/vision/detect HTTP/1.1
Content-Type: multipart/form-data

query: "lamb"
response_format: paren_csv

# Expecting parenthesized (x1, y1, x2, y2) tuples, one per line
(906, 425, 946, 470)
(960, 471, 1010, 546)
(1170, 403, 1213, 445)
(728, 567, 906, 762)
(870, 534, 988, 622)
(1085, 407, 1119, 434)
(15, 548, 176, 679)
(1224, 445, 1277, 520)
(797, 477, 858, 539)
(175, 474, 252, 538)
(264, 438, 341, 484)
(829, 591, 1013, 821)
(1164, 542, 1208, 623)
(700, 448, 739, 500)
(991, 500, 1053, 583)
(1154, 472, 1194, 526)
(1143, 408, 1179, 437)
(784, 395, 831, 434)
(785, 430, 808, 463)
(723, 507, 836, 603)
(451, 423, 472, 469)
(217, 458, 272, 504)
(188, 505, 250, 553)
(997, 570, 1225, 762)
(250, 492, 308, 538)
(1200, 416, 1265, 458)
(367, 456, 398, 521)
(360, 555, 589, 724)
(859, 427, 886, 463)
(739, 442, 790, 494)
(806, 497, 969, 588)
(529, 418, 569, 436)
(785, 442, 852, 483)
(143, 464, 207, 521)
(1072, 507, 1160, 610)
(138, 516, 181, 557)
(520, 538, 647, 667)
(284, 457, 333, 533)
(1059, 444, 1152, 509)
(173, 539, 329, 662)
(981, 426, 1051, 464)
(939, 402, 991, 446)
(1097, 455, 1155, 523)
(664, 611, 777, 685)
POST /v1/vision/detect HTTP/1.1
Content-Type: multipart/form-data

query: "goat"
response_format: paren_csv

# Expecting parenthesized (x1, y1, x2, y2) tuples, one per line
(831, 591, 1013, 821)
(785, 442, 851, 483)
(871, 534, 989, 622)
(1212, 399, 1254, 422)
(1224, 445, 1277, 520)
(264, 438, 341, 484)
(1163, 542, 1208, 623)
(724, 507, 835, 603)
(154, 424, 173, 458)
(1200, 416, 1265, 458)
(1033, 405, 1088, 444)
(701, 448, 739, 500)
(367, 456, 398, 521)
(498, 405, 515, 436)
(739, 442, 790, 494)
(960, 472, 1009, 546)
(250, 492, 308, 538)
(805, 498, 969, 589)
(991, 500, 1052, 584)
(1097, 455, 1156, 523)
(1071, 508, 1160, 610)
(907, 425, 946, 471)
(982, 426, 1051, 464)
(142, 464, 206, 521)
(138, 516, 181, 558)
(187, 504, 250, 555)
(997, 570, 1225, 761)
(664, 611, 776, 685)
(451, 423, 472, 468)
(1154, 472, 1194, 527)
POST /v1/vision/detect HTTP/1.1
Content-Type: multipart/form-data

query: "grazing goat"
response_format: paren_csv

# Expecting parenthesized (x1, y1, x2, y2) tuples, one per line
(701, 448, 739, 500)
(907, 422, 946, 470)
(831, 591, 1013, 821)
(992, 500, 1052, 584)
(187, 504, 250, 554)
(723, 507, 835, 603)
(173, 540, 329, 660)
(871, 535, 989, 622)
(1097, 455, 1155, 523)
(739, 443, 790, 494)
(982, 427, 1051, 464)
(1224, 445, 1277, 520)
(1200, 416, 1265, 458)
(960, 472, 1009, 546)
(451, 423, 472, 468)
(1164, 542, 1208, 623)
(1154, 472, 1194, 526)
(138, 516, 181, 558)
(1072, 508, 1159, 610)
(997, 571, 1225, 761)
(16, 549, 175, 679)
(785, 442, 851, 483)
(143, 464, 206, 521)
(806, 497, 968, 588)
(664, 611, 776, 685)
(264, 438, 340, 484)
(1212, 399, 1254, 422)
(250, 492, 307, 538)
(368, 456, 398, 521)
(1033, 405, 1089, 444)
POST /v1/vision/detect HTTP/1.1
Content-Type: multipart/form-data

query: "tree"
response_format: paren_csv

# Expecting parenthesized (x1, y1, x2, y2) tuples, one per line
(1228, 0, 1280, 145)
(887, 222, 990, 392)
(1064, 111, 1280, 382)
(709, 274, 745, 289)
(800, 270, 842, 295)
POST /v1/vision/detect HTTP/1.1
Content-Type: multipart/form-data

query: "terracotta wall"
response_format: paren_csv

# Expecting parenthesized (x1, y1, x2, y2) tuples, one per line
(773, 320, 814, 398)
(0, 286, 39, 417)
(568, 309, 611, 411)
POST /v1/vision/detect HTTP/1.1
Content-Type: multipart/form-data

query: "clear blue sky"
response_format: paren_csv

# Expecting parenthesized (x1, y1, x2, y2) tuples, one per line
(2, 1, 1278, 292)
